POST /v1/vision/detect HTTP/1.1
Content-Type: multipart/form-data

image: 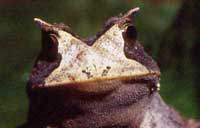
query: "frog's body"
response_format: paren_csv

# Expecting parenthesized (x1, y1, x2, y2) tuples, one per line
(25, 8, 184, 128)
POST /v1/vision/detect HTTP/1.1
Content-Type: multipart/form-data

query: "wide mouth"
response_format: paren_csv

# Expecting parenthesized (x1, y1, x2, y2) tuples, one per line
(32, 72, 160, 93)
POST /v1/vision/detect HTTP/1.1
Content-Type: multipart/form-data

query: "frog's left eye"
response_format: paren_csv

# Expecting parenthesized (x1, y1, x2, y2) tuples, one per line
(123, 25, 138, 43)
(125, 25, 137, 41)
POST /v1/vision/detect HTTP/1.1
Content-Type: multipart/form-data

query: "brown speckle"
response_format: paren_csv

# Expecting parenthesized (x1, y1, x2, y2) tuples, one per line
(106, 66, 111, 70)
(76, 51, 85, 60)
(68, 75, 75, 81)
(82, 70, 93, 79)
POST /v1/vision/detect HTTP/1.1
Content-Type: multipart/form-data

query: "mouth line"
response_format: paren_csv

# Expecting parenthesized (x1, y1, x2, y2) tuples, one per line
(32, 71, 160, 91)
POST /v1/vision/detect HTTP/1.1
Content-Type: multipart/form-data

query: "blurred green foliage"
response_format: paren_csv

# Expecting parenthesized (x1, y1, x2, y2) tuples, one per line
(0, 0, 199, 127)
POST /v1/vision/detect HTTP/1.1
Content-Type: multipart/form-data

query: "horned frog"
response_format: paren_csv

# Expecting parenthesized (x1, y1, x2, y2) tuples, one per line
(26, 7, 163, 127)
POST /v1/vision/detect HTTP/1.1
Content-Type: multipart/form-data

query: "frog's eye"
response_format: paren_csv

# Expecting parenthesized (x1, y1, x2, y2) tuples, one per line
(47, 34, 58, 49)
(125, 25, 137, 41)
(42, 33, 59, 62)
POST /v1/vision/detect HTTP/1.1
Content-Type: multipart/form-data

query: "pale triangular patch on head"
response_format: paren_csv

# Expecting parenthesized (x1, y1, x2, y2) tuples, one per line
(31, 8, 159, 92)
(33, 20, 149, 87)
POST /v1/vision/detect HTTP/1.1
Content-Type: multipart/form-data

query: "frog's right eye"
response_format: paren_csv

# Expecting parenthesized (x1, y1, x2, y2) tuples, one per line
(47, 34, 59, 61)
(41, 33, 59, 62)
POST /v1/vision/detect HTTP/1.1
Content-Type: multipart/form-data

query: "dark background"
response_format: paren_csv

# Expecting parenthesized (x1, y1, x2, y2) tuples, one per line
(0, 0, 199, 127)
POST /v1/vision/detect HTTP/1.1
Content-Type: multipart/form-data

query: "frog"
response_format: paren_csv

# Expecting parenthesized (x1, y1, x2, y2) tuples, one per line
(25, 7, 168, 128)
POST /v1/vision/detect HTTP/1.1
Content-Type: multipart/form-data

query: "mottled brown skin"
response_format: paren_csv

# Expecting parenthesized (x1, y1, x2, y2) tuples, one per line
(24, 8, 191, 128)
